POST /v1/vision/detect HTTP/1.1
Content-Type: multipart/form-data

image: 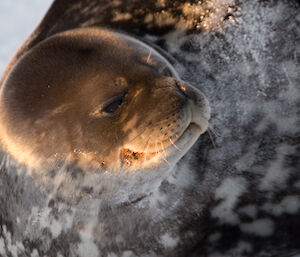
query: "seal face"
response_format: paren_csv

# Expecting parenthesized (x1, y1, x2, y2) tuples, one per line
(0, 28, 210, 173)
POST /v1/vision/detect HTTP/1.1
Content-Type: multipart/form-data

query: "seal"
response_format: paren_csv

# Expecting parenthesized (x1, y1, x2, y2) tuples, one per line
(0, 27, 210, 173)
(1, 1, 299, 257)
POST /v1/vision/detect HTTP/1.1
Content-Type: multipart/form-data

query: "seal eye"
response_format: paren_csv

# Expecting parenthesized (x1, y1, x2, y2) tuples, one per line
(102, 94, 125, 114)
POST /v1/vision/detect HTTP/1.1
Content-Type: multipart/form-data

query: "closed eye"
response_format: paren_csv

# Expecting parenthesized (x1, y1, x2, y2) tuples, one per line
(101, 92, 127, 114)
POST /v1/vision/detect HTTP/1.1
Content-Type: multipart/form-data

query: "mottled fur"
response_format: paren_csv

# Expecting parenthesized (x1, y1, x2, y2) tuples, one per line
(0, 0, 299, 256)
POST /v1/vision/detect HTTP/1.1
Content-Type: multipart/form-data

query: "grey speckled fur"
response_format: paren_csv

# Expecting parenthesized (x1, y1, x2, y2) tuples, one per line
(0, 0, 300, 256)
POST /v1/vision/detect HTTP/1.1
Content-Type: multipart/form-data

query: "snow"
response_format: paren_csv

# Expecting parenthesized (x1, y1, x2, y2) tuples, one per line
(0, 0, 53, 75)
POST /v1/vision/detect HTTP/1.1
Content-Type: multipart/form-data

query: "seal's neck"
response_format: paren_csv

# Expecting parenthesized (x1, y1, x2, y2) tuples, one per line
(23, 161, 177, 207)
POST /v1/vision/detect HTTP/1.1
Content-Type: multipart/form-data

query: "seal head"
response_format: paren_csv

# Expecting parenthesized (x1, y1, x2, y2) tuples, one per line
(0, 28, 210, 174)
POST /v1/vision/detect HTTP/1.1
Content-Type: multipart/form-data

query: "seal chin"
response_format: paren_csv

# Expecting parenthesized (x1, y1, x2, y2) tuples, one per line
(120, 123, 205, 171)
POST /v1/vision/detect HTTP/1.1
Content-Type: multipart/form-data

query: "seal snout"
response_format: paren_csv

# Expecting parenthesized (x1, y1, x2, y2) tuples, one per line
(173, 79, 211, 131)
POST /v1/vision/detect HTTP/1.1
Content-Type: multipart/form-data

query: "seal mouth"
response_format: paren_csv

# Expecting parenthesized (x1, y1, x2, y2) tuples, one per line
(121, 118, 208, 168)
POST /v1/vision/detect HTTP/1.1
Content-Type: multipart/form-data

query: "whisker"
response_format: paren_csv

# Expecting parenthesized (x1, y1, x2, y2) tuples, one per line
(207, 128, 217, 148)
(160, 142, 167, 158)
(160, 141, 171, 166)
(208, 125, 220, 137)
(143, 136, 151, 152)
(158, 63, 168, 73)
(161, 153, 170, 166)
(126, 119, 166, 144)
(143, 137, 151, 162)
(162, 153, 171, 166)
(127, 129, 148, 144)
(147, 49, 152, 64)
(169, 138, 182, 151)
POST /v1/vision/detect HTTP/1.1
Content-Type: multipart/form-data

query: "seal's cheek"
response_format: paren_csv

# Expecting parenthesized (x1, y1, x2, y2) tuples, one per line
(83, 118, 125, 150)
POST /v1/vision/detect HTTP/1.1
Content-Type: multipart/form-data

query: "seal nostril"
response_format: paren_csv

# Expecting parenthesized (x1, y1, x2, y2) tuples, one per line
(175, 80, 200, 103)
(175, 81, 189, 98)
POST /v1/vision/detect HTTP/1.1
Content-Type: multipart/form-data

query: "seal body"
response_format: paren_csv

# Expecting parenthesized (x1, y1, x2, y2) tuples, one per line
(0, 0, 300, 256)
(0, 26, 211, 257)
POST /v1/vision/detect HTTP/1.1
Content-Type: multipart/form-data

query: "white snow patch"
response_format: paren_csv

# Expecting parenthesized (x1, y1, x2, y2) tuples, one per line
(211, 177, 247, 224)
(262, 202, 283, 216)
(115, 235, 124, 244)
(122, 251, 136, 257)
(164, 30, 188, 54)
(281, 61, 300, 103)
(280, 196, 300, 214)
(16, 241, 25, 253)
(149, 189, 168, 208)
(256, 100, 298, 134)
(234, 142, 259, 171)
(236, 241, 252, 253)
(77, 223, 99, 257)
(0, 237, 6, 256)
(262, 196, 300, 216)
(63, 211, 75, 231)
(107, 253, 118, 257)
(31, 249, 39, 257)
(259, 144, 294, 191)
(0, 0, 53, 74)
(38, 207, 62, 238)
(28, 203, 74, 239)
(160, 233, 179, 248)
(2, 225, 18, 257)
(238, 205, 257, 219)
(8, 246, 18, 257)
(167, 160, 195, 187)
(77, 239, 99, 257)
(49, 219, 62, 238)
(240, 219, 274, 237)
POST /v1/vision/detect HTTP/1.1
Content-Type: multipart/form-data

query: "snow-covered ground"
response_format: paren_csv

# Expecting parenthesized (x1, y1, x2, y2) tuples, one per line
(0, 0, 53, 76)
